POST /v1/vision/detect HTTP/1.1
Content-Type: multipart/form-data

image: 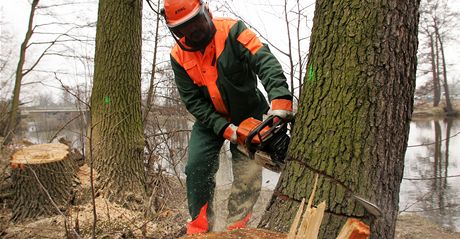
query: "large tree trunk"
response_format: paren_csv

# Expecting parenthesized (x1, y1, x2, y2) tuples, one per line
(259, 1, 420, 238)
(90, 0, 146, 206)
(10, 143, 77, 222)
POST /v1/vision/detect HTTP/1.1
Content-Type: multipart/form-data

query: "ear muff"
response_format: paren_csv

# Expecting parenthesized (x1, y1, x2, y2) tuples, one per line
(204, 2, 212, 19)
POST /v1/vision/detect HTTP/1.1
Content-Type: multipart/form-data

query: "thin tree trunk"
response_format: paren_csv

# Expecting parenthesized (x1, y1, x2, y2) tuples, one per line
(283, 0, 295, 98)
(429, 34, 441, 107)
(434, 30, 442, 107)
(296, 0, 304, 100)
(435, 26, 453, 113)
(3, 0, 39, 145)
(143, 0, 161, 123)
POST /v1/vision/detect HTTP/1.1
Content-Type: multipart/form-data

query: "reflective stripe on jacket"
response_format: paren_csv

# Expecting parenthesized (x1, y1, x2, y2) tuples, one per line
(171, 18, 291, 136)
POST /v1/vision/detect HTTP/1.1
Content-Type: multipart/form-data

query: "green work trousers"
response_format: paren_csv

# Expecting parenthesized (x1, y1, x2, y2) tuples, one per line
(185, 121, 262, 230)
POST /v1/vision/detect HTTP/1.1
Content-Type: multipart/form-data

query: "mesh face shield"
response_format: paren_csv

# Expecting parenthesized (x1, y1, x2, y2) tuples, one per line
(164, 4, 216, 52)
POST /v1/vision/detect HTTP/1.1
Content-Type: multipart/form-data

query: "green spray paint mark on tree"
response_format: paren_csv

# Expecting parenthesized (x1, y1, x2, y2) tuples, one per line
(104, 96, 111, 104)
(308, 64, 315, 82)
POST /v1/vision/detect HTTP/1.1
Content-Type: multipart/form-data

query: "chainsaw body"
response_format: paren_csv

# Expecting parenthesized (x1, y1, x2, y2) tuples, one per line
(236, 115, 291, 173)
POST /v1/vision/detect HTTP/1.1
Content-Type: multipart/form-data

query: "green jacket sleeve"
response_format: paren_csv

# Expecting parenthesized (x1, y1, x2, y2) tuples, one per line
(170, 55, 229, 136)
(230, 20, 292, 102)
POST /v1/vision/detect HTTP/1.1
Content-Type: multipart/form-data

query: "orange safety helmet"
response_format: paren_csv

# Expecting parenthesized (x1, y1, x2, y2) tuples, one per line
(160, 0, 216, 51)
(163, 0, 202, 28)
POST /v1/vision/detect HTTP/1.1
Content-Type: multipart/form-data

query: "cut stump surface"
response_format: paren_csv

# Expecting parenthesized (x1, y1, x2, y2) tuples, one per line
(10, 143, 78, 222)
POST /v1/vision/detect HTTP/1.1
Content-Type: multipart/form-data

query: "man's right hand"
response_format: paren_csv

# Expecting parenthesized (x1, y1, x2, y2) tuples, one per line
(223, 124, 238, 144)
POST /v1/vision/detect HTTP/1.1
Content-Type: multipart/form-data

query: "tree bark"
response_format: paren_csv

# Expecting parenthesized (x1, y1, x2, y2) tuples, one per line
(10, 143, 77, 222)
(90, 0, 146, 207)
(429, 34, 441, 107)
(143, 0, 161, 123)
(435, 26, 453, 113)
(259, 1, 420, 238)
(3, 0, 39, 145)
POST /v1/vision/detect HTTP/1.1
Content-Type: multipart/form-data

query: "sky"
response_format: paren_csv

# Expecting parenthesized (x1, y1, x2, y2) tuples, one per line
(1, 0, 460, 102)
(0, 0, 98, 102)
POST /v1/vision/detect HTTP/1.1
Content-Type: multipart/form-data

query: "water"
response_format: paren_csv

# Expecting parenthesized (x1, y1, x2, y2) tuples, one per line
(400, 118, 460, 232)
(20, 122, 85, 149)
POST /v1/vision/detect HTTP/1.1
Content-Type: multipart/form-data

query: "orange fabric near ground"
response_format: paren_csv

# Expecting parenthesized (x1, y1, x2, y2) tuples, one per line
(187, 203, 209, 235)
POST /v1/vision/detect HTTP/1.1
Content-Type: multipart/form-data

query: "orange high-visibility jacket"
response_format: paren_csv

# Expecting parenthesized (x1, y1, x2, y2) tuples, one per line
(170, 18, 291, 136)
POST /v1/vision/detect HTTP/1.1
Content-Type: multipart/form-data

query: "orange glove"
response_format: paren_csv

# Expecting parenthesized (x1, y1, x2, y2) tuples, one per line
(268, 99, 293, 121)
(223, 124, 238, 144)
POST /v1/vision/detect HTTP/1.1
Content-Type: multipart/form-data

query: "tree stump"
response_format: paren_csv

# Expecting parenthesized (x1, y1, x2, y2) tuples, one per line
(10, 143, 78, 222)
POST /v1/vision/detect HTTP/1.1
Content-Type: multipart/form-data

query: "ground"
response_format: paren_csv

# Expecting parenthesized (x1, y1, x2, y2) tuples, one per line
(1, 159, 460, 238)
(395, 214, 460, 239)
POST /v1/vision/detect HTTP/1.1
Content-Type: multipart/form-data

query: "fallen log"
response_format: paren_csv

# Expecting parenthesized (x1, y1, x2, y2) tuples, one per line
(10, 143, 78, 222)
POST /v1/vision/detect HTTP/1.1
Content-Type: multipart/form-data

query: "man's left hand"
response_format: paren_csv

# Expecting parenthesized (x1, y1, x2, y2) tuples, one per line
(268, 98, 293, 120)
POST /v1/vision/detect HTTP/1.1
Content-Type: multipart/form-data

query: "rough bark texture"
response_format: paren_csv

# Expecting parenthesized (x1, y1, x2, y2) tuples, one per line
(259, 1, 420, 238)
(435, 27, 453, 113)
(3, 0, 39, 144)
(10, 143, 77, 222)
(429, 34, 441, 107)
(90, 0, 146, 206)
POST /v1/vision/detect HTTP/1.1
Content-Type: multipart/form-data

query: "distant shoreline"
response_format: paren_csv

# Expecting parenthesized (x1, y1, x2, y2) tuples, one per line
(412, 99, 460, 119)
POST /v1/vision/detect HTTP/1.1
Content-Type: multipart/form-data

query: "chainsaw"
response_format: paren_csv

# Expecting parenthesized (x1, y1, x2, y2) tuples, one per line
(236, 115, 384, 217)
(236, 115, 293, 173)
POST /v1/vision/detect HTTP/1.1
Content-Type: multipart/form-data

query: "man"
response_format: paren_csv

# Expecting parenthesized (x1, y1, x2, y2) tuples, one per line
(162, 0, 293, 235)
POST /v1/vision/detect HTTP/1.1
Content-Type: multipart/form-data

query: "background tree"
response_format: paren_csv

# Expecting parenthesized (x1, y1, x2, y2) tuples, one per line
(35, 92, 57, 107)
(259, 0, 420, 238)
(418, 0, 459, 112)
(3, 0, 39, 144)
(0, 17, 14, 138)
(219, 0, 312, 104)
(2, 0, 97, 144)
(90, 0, 146, 205)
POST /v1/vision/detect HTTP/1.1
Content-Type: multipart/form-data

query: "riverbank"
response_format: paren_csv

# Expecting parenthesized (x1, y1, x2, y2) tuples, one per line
(412, 99, 460, 118)
(396, 213, 460, 239)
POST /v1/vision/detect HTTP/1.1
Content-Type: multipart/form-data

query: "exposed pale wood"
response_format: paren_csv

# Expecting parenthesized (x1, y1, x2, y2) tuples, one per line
(303, 201, 326, 239)
(336, 218, 370, 239)
(10, 143, 69, 164)
(287, 197, 305, 239)
(295, 174, 319, 238)
(10, 143, 78, 222)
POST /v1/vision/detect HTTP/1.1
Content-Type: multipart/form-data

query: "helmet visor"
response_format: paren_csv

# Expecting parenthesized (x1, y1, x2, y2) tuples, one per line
(170, 4, 208, 40)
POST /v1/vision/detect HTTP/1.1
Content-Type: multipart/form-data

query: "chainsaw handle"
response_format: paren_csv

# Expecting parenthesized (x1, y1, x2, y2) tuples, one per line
(244, 115, 280, 151)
